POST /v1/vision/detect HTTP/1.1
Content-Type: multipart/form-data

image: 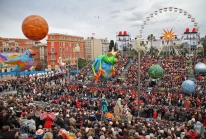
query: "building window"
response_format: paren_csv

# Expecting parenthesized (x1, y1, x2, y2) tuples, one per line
(60, 47, 62, 52)
(51, 42, 54, 46)
(193, 35, 195, 38)
(51, 47, 54, 52)
(52, 61, 54, 66)
(51, 54, 55, 59)
(51, 36, 54, 40)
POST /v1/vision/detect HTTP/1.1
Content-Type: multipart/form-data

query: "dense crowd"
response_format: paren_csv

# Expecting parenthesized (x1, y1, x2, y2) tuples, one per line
(0, 55, 206, 139)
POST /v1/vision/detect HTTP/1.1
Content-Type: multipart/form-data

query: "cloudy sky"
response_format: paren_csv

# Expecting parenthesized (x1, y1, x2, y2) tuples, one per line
(0, 0, 205, 42)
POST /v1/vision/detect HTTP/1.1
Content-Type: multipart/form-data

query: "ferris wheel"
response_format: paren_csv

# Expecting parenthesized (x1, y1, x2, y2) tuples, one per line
(139, 7, 198, 54)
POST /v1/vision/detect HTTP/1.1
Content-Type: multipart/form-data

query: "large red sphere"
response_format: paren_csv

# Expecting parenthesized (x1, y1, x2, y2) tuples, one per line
(22, 15, 49, 41)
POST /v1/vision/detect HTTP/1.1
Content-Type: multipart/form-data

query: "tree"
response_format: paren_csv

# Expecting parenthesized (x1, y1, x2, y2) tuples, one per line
(130, 49, 138, 56)
(114, 42, 118, 51)
(200, 35, 206, 56)
(147, 34, 155, 54)
(109, 40, 115, 51)
(78, 58, 91, 69)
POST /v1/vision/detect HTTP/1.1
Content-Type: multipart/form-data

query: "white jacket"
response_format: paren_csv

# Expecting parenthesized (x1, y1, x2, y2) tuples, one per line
(25, 119, 36, 131)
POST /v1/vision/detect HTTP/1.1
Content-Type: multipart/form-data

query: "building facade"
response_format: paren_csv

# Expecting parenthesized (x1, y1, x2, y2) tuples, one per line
(84, 37, 109, 61)
(102, 39, 110, 55)
(47, 33, 85, 70)
(31, 42, 47, 70)
(0, 37, 40, 71)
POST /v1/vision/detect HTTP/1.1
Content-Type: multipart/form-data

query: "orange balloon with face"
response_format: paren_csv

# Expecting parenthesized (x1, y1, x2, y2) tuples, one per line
(22, 15, 49, 41)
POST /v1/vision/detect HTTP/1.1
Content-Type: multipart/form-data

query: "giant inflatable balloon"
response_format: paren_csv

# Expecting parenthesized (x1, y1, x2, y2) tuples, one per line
(92, 47, 119, 82)
(22, 15, 49, 41)
(0, 49, 36, 72)
(194, 62, 206, 74)
(181, 80, 196, 94)
(58, 57, 66, 69)
(148, 64, 163, 79)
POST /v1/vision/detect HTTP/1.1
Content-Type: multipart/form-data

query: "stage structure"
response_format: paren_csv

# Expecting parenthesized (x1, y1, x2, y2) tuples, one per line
(116, 31, 131, 56)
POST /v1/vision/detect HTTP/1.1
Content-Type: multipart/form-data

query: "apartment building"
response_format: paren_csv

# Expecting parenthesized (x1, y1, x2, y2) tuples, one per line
(47, 33, 85, 70)
(84, 37, 109, 61)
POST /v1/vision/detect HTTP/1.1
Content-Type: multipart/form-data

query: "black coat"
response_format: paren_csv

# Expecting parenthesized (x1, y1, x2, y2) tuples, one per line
(55, 118, 65, 128)
(63, 118, 70, 126)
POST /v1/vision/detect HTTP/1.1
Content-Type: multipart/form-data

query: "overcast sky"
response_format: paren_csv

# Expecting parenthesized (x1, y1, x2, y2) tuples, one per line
(0, 0, 205, 42)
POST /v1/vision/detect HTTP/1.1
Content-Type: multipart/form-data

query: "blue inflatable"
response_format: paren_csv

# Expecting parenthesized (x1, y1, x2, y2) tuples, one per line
(181, 80, 196, 94)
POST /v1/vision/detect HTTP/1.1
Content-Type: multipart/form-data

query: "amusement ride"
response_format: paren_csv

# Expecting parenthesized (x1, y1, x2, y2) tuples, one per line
(139, 7, 199, 56)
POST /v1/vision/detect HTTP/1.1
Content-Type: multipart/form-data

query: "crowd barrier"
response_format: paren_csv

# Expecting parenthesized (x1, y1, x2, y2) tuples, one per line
(0, 71, 53, 76)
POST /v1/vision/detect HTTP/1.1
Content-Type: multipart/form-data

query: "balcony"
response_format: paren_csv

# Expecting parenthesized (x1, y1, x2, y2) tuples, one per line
(48, 52, 57, 54)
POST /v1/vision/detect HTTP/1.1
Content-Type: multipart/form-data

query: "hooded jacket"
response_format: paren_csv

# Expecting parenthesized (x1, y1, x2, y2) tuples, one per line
(188, 130, 198, 139)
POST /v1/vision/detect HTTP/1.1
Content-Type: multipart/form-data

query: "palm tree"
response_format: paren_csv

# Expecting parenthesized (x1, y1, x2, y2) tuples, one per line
(147, 34, 155, 54)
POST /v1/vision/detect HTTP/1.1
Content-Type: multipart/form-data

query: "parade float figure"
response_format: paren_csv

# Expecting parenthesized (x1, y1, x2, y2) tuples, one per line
(58, 57, 66, 69)
(101, 98, 108, 113)
(113, 98, 123, 121)
(40, 106, 56, 129)
(0, 49, 36, 72)
(92, 47, 119, 82)
(58, 129, 76, 139)
(135, 35, 146, 51)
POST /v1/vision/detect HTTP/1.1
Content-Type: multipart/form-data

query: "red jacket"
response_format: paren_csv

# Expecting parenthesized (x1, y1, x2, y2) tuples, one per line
(188, 131, 198, 139)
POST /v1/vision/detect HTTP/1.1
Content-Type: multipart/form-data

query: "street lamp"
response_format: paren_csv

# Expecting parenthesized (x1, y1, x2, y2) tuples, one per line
(74, 44, 80, 75)
(67, 61, 70, 82)
(135, 35, 146, 117)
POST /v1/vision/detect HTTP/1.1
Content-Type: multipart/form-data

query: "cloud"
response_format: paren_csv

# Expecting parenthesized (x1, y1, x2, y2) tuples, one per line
(0, 0, 205, 42)
(124, 6, 137, 11)
(110, 10, 120, 14)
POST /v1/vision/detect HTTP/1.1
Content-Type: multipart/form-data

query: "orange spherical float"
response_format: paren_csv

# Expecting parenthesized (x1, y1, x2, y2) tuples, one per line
(22, 15, 49, 41)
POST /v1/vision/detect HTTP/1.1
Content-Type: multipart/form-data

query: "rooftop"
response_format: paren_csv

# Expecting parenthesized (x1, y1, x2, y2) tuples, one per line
(48, 33, 84, 38)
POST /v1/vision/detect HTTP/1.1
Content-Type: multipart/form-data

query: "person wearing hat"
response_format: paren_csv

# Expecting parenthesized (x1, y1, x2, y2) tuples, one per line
(40, 106, 56, 129)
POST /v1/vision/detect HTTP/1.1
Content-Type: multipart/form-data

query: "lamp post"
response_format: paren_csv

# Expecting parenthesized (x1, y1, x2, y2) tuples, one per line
(137, 47, 141, 117)
(67, 61, 70, 82)
(74, 44, 80, 75)
(135, 35, 146, 117)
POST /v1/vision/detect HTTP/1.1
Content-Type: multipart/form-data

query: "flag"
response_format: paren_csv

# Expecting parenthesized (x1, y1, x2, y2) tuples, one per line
(92, 33, 95, 35)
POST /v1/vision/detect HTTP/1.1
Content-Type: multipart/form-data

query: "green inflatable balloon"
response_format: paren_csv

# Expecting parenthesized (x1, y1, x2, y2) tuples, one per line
(148, 64, 163, 79)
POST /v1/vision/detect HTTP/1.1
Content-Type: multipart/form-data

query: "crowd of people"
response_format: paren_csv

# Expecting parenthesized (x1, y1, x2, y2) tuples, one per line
(0, 55, 206, 139)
